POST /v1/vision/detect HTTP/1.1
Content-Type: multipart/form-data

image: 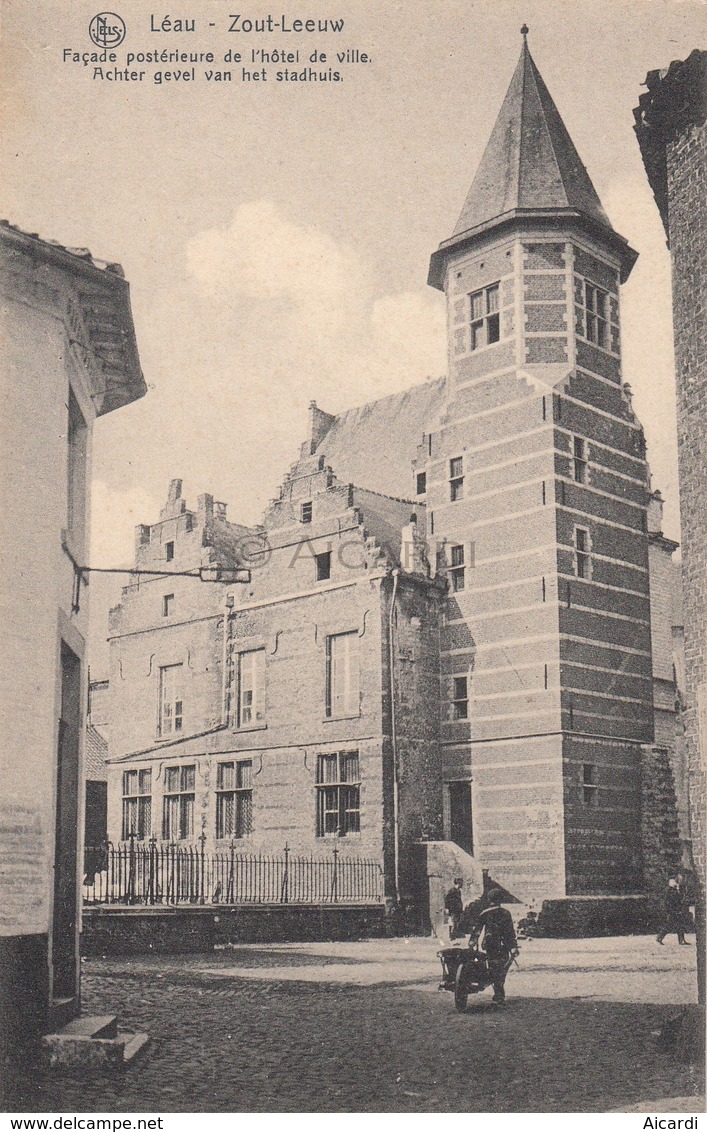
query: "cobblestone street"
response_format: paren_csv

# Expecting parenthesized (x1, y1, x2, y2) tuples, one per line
(17, 934, 705, 1113)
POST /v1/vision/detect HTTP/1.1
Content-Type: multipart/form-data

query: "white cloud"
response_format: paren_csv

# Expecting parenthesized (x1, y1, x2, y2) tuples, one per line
(185, 200, 366, 339)
(183, 201, 446, 402)
(370, 290, 446, 380)
(90, 480, 160, 568)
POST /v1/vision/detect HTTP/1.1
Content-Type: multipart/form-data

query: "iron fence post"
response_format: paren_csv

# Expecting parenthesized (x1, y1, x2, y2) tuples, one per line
(199, 831, 207, 905)
(148, 835, 157, 905)
(281, 842, 290, 904)
(127, 831, 136, 904)
(331, 844, 339, 903)
(229, 838, 236, 903)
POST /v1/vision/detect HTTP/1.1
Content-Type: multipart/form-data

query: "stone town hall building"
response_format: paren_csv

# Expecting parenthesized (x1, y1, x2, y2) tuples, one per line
(105, 38, 681, 907)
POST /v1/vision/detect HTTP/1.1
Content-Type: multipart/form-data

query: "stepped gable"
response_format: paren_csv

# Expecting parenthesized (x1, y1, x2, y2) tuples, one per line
(310, 377, 446, 501)
(349, 484, 424, 569)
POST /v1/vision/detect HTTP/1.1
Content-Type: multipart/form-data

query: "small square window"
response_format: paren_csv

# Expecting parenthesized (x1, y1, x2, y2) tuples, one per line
(316, 551, 331, 581)
(301, 501, 313, 524)
(163, 593, 174, 617)
(416, 472, 427, 496)
(166, 541, 175, 561)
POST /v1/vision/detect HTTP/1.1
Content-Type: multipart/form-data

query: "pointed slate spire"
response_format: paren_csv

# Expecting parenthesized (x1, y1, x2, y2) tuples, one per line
(429, 30, 637, 287)
(453, 30, 613, 236)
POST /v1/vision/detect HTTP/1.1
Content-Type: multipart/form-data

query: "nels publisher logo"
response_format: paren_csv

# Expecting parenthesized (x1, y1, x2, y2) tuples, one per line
(89, 12, 126, 48)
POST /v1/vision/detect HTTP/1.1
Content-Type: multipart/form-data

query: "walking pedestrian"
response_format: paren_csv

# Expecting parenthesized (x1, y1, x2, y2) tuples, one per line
(444, 876, 464, 940)
(656, 877, 690, 945)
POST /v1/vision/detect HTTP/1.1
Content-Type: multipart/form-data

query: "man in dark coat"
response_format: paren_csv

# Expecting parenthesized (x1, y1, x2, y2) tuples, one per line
(657, 877, 690, 945)
(444, 877, 464, 939)
(470, 888, 519, 1003)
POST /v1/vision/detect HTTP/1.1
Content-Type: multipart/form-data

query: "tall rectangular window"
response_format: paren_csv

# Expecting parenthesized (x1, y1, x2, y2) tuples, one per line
(575, 526, 591, 579)
(162, 593, 175, 617)
(159, 664, 183, 736)
(67, 387, 87, 545)
(583, 283, 608, 349)
(316, 751, 360, 836)
(216, 760, 253, 838)
(238, 649, 265, 727)
(121, 769, 152, 841)
(301, 501, 313, 524)
(573, 436, 587, 484)
(470, 282, 501, 350)
(326, 632, 360, 718)
(449, 544, 466, 592)
(416, 472, 427, 496)
(166, 540, 175, 561)
(452, 676, 469, 720)
(315, 550, 331, 581)
(449, 456, 464, 502)
(162, 764, 195, 840)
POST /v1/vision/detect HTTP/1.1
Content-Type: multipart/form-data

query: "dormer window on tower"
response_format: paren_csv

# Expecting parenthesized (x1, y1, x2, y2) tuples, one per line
(470, 283, 500, 351)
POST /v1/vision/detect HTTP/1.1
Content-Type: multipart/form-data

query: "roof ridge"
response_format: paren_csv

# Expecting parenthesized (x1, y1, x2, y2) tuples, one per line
(327, 375, 446, 427)
(350, 483, 421, 507)
(517, 38, 528, 213)
(525, 49, 569, 210)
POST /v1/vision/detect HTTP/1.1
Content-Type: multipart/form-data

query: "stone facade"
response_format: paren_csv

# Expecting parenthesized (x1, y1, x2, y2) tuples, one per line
(106, 477, 445, 905)
(103, 38, 684, 913)
(0, 221, 144, 1077)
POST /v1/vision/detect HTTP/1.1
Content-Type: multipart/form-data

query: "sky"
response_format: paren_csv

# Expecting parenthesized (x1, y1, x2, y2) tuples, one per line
(2, 0, 703, 668)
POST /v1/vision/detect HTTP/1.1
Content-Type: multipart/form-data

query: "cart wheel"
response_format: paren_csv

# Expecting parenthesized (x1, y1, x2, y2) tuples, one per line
(454, 963, 468, 1013)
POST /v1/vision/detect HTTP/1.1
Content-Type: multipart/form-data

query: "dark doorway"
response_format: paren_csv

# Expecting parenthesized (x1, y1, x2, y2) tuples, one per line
(449, 781, 473, 854)
(52, 642, 81, 1001)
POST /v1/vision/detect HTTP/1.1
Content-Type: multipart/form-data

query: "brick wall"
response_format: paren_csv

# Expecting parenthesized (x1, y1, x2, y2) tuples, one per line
(666, 118, 707, 896)
(634, 50, 707, 996)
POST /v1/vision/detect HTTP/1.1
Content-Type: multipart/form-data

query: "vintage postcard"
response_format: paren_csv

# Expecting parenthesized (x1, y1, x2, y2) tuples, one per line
(1, 0, 705, 1121)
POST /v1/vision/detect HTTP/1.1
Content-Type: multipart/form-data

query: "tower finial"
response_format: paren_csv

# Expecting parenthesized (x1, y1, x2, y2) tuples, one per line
(521, 23, 529, 40)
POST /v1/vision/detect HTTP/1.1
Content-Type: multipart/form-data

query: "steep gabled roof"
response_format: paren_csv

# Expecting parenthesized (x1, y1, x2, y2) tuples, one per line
(311, 378, 447, 501)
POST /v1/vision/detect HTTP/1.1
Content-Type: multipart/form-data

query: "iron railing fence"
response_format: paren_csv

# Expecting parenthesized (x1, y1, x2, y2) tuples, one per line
(83, 839, 384, 906)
